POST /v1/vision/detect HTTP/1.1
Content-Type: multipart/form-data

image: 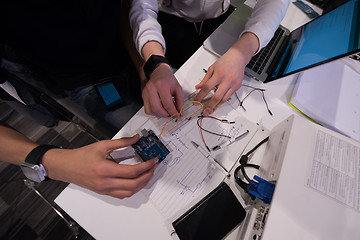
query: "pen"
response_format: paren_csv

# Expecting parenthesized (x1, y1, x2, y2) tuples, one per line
(191, 141, 231, 177)
(212, 130, 249, 151)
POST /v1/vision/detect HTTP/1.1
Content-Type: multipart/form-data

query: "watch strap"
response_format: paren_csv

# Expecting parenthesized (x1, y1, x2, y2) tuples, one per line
(25, 144, 59, 165)
(143, 55, 169, 79)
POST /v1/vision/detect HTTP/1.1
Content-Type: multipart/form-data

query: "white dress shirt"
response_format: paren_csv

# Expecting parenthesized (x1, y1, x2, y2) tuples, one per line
(129, 0, 290, 57)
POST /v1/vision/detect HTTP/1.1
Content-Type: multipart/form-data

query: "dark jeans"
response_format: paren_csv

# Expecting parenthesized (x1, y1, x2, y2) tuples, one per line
(1, 58, 143, 136)
(158, 6, 235, 69)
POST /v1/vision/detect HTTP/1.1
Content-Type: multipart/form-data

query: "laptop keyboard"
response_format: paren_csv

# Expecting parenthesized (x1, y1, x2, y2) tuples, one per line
(247, 27, 285, 75)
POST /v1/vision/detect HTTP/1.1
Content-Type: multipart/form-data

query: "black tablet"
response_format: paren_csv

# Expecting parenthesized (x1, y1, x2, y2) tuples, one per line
(172, 182, 246, 240)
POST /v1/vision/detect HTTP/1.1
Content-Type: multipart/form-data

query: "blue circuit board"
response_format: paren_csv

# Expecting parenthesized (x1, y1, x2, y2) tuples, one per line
(132, 129, 170, 162)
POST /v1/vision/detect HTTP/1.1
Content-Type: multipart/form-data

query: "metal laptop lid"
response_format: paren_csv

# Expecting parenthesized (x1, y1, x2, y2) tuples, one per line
(203, 0, 360, 83)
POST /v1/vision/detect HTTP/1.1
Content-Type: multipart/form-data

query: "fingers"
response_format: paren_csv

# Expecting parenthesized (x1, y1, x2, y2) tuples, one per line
(195, 78, 241, 116)
(194, 66, 213, 103)
(202, 89, 226, 115)
(150, 82, 182, 117)
(105, 135, 140, 152)
(50, 138, 160, 200)
(194, 66, 225, 115)
(158, 88, 180, 117)
(202, 86, 233, 115)
(106, 157, 159, 178)
(142, 94, 153, 116)
(194, 54, 244, 115)
(195, 66, 212, 89)
(141, 65, 184, 117)
(93, 158, 159, 199)
(108, 162, 158, 199)
(143, 84, 169, 117)
(174, 85, 184, 113)
(95, 137, 159, 176)
(93, 135, 141, 159)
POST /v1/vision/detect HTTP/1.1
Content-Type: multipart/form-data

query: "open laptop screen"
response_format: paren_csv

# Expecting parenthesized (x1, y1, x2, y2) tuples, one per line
(273, 0, 359, 79)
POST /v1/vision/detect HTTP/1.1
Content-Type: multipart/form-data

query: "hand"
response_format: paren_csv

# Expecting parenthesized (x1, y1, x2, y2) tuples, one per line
(141, 63, 183, 117)
(194, 32, 259, 115)
(194, 48, 246, 115)
(43, 135, 159, 199)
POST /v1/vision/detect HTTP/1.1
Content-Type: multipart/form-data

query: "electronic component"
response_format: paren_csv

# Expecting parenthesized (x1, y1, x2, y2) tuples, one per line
(150, 89, 212, 138)
(240, 205, 270, 240)
(248, 176, 275, 204)
(234, 137, 275, 204)
(132, 129, 170, 162)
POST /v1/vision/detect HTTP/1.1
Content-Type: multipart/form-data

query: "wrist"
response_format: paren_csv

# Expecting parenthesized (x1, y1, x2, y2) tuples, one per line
(21, 144, 60, 182)
(143, 55, 170, 79)
(233, 32, 260, 61)
(142, 41, 165, 61)
(41, 147, 66, 181)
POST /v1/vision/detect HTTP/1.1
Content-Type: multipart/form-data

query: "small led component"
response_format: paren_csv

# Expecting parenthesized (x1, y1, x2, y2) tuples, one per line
(253, 222, 260, 230)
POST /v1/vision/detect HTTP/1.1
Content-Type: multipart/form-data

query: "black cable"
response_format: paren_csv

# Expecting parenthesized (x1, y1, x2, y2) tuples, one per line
(261, 91, 273, 116)
(241, 163, 260, 182)
(234, 163, 260, 194)
(234, 137, 269, 193)
(242, 84, 266, 92)
(196, 116, 232, 138)
(234, 166, 250, 192)
(236, 84, 272, 115)
(234, 91, 241, 105)
(241, 166, 251, 182)
(245, 136, 269, 157)
(239, 89, 256, 111)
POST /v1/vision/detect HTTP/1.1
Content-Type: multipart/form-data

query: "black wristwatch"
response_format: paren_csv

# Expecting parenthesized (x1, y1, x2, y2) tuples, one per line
(20, 144, 59, 183)
(143, 55, 169, 79)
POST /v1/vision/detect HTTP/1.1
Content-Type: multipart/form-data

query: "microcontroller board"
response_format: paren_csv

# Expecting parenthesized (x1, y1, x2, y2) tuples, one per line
(132, 129, 170, 162)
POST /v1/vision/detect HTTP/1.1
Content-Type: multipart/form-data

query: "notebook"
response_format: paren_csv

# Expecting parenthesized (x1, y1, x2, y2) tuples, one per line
(203, 0, 360, 82)
(289, 58, 360, 142)
(260, 115, 360, 240)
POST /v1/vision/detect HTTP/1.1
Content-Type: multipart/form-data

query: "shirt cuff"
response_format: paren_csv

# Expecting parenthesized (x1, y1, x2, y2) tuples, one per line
(240, 22, 272, 55)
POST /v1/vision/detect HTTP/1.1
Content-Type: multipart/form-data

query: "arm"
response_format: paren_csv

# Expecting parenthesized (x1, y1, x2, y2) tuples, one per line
(0, 122, 158, 199)
(140, 41, 183, 117)
(128, 0, 183, 117)
(129, 0, 165, 59)
(194, 0, 290, 115)
(242, 0, 290, 53)
(194, 32, 259, 115)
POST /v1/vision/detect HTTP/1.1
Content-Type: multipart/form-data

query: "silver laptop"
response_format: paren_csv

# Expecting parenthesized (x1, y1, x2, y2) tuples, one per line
(203, 0, 360, 82)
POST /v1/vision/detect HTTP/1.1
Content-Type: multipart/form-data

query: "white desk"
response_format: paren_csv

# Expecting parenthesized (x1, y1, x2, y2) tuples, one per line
(54, 2, 324, 239)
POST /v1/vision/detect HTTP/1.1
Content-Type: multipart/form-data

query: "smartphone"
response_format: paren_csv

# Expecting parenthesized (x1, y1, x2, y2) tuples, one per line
(95, 80, 125, 110)
(172, 182, 246, 240)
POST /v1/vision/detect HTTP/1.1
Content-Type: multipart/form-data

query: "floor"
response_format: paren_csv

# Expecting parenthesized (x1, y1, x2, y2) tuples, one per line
(0, 101, 96, 240)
